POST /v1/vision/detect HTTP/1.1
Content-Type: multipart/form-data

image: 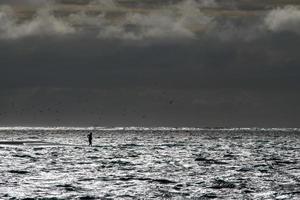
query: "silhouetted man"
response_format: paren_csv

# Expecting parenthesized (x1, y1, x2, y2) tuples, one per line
(88, 132, 93, 146)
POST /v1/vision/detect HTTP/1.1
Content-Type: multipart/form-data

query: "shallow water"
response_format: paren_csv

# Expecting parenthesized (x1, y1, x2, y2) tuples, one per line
(0, 129, 299, 199)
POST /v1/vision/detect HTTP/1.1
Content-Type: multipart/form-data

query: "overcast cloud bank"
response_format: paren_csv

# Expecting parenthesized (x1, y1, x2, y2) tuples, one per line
(0, 0, 300, 126)
(0, 0, 300, 40)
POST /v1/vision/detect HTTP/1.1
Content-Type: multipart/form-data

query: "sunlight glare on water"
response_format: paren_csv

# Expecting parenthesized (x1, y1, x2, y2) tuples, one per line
(0, 128, 299, 199)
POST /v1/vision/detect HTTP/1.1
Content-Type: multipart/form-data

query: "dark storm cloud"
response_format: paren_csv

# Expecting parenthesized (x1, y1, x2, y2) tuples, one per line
(1, 33, 299, 90)
(0, 0, 299, 127)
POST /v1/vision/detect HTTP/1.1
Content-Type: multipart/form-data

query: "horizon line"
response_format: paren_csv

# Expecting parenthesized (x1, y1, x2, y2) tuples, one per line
(0, 126, 299, 131)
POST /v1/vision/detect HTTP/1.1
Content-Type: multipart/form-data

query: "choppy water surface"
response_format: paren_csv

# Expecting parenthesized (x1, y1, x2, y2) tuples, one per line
(0, 128, 299, 199)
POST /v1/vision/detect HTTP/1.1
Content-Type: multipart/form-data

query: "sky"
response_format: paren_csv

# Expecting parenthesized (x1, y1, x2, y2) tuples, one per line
(0, 0, 299, 127)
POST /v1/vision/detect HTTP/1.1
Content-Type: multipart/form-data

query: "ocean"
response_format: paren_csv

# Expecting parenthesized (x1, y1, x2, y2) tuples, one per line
(0, 127, 299, 199)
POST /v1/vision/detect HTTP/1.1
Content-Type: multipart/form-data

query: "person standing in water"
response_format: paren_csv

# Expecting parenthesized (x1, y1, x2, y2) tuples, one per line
(87, 132, 93, 146)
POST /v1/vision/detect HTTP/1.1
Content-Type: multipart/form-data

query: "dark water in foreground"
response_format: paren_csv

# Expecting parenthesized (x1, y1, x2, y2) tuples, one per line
(0, 128, 299, 199)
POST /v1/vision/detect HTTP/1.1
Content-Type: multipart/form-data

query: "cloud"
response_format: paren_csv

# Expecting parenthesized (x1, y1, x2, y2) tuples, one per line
(0, 0, 215, 40)
(0, 6, 74, 39)
(90, 0, 118, 9)
(97, 11, 197, 40)
(95, 0, 214, 40)
(265, 6, 300, 34)
(196, 0, 218, 8)
(1, 0, 300, 41)
(210, 5, 300, 41)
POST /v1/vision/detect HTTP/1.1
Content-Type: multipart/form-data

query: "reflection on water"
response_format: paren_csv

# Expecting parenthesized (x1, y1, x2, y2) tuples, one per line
(0, 129, 299, 199)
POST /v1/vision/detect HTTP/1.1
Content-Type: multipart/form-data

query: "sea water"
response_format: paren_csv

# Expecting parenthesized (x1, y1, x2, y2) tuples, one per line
(0, 127, 299, 199)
